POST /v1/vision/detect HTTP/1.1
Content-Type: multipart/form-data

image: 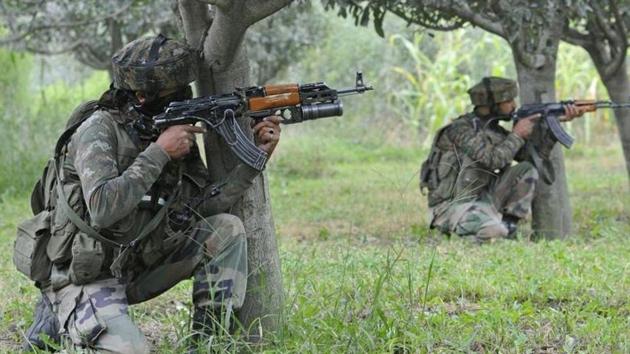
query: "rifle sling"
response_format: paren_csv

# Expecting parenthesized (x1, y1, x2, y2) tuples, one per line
(54, 157, 178, 250)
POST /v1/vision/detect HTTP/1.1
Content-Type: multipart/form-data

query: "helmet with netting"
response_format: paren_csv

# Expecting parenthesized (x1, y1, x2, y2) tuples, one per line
(468, 77, 518, 106)
(111, 34, 198, 94)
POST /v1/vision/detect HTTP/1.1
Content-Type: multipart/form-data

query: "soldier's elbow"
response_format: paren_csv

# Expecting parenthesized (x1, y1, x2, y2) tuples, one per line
(88, 209, 115, 229)
(86, 194, 116, 229)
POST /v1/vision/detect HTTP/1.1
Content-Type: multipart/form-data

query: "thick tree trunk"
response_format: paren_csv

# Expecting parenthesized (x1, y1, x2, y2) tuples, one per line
(511, 42, 573, 239)
(177, 0, 285, 337)
(597, 62, 630, 182)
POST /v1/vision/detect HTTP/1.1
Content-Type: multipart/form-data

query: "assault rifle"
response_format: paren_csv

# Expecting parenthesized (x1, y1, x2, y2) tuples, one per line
(512, 99, 630, 148)
(513, 99, 630, 184)
(153, 72, 373, 171)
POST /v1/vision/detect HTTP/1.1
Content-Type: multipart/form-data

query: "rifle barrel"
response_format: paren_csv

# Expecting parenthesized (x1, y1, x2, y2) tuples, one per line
(594, 101, 630, 109)
(337, 86, 374, 96)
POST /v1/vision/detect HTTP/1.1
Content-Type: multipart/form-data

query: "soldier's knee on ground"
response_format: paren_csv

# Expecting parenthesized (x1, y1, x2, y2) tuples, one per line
(91, 315, 150, 354)
(475, 222, 509, 243)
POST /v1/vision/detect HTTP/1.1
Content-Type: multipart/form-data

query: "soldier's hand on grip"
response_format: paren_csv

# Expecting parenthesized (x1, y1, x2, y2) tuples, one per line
(156, 125, 206, 159)
(512, 113, 541, 139)
(559, 104, 584, 122)
(253, 115, 282, 156)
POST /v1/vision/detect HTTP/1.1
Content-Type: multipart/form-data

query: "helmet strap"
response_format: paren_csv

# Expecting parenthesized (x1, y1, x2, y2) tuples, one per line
(147, 34, 168, 67)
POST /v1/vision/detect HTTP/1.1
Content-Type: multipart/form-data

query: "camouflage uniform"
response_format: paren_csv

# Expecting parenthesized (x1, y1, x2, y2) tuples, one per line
(420, 77, 539, 243)
(42, 105, 257, 353)
(38, 35, 259, 353)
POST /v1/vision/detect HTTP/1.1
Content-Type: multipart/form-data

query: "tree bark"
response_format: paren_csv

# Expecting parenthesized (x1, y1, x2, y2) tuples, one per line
(595, 61, 630, 182)
(177, 0, 287, 338)
(511, 36, 573, 239)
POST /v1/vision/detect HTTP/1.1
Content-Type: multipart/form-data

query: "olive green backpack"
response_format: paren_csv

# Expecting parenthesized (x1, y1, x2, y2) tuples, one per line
(14, 100, 176, 284)
(13, 101, 100, 284)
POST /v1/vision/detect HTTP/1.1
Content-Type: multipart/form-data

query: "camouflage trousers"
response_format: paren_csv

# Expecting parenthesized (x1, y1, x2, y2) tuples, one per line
(430, 161, 539, 243)
(44, 213, 247, 353)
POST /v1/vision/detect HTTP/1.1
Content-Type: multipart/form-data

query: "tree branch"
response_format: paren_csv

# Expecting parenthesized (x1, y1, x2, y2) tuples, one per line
(575, 1, 628, 80)
(178, 0, 213, 50)
(0, 1, 134, 46)
(385, 5, 465, 32)
(244, 0, 294, 25)
(591, 2, 619, 44)
(562, 26, 591, 48)
(24, 39, 84, 55)
(449, 0, 505, 38)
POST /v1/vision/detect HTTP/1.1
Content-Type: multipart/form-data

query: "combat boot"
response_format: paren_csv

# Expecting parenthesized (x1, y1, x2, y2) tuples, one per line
(187, 305, 231, 353)
(502, 214, 520, 239)
(22, 293, 60, 352)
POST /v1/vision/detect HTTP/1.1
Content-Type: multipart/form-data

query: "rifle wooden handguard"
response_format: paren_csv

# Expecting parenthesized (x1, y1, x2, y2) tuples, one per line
(574, 99, 597, 113)
(248, 92, 301, 111)
(264, 83, 299, 96)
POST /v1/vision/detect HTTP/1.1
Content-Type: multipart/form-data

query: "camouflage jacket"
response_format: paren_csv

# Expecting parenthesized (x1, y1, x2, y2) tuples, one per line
(47, 105, 259, 282)
(421, 112, 526, 210)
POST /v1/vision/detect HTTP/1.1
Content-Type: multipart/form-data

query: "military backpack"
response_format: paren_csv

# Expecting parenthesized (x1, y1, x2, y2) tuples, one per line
(13, 101, 100, 285)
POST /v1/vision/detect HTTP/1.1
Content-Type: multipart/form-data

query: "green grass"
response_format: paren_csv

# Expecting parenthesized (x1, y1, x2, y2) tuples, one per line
(0, 133, 628, 353)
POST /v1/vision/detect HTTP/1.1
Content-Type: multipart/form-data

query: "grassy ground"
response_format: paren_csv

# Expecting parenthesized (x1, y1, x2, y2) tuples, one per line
(0, 132, 628, 353)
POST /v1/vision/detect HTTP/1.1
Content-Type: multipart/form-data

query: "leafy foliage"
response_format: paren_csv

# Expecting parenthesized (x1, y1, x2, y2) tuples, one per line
(0, 0, 176, 70)
(247, 3, 329, 84)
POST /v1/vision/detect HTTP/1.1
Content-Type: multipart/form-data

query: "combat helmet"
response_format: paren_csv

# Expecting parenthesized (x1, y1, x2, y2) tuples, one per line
(111, 34, 198, 94)
(467, 77, 518, 106)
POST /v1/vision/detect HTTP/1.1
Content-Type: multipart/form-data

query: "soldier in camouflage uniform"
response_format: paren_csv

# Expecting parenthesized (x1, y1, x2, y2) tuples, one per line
(420, 77, 581, 243)
(22, 34, 281, 353)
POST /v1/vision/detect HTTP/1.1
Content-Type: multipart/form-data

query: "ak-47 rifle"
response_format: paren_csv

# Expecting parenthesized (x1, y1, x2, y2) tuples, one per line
(513, 99, 630, 148)
(153, 72, 373, 171)
(512, 99, 630, 183)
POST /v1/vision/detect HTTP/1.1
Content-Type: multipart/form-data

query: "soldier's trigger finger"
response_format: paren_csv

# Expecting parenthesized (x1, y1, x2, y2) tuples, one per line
(263, 115, 282, 125)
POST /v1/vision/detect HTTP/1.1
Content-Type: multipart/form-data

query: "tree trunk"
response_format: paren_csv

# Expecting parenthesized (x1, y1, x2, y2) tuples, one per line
(597, 62, 630, 183)
(177, 0, 285, 337)
(511, 41, 573, 239)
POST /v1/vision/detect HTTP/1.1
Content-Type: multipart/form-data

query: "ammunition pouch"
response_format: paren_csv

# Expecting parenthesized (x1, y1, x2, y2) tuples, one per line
(69, 232, 105, 285)
(13, 210, 53, 283)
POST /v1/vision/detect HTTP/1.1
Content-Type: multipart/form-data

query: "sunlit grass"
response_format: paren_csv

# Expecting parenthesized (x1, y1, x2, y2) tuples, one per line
(1, 132, 627, 353)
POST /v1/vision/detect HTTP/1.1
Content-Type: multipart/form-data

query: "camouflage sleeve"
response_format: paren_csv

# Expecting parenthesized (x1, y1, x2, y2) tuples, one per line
(447, 123, 525, 171)
(72, 117, 170, 229)
(198, 163, 260, 217)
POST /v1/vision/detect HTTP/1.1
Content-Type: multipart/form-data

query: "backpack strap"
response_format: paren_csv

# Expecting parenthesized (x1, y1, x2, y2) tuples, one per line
(52, 105, 179, 278)
(53, 158, 124, 248)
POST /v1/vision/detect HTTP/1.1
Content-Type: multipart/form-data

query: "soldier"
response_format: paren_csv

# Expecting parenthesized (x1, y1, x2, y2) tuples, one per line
(419, 77, 581, 243)
(21, 34, 281, 352)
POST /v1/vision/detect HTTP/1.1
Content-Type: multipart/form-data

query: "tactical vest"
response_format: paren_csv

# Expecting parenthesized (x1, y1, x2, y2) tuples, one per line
(14, 101, 101, 286)
(420, 113, 507, 208)
(15, 104, 209, 288)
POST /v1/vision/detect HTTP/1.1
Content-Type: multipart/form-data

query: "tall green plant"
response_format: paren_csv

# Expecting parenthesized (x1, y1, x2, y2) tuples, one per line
(388, 32, 466, 146)
(387, 30, 513, 146)
(0, 48, 33, 198)
(0, 49, 108, 201)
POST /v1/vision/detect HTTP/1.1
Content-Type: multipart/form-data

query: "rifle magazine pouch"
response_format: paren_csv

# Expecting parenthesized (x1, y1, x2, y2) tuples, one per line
(14, 210, 53, 282)
(69, 232, 104, 285)
(48, 183, 83, 264)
